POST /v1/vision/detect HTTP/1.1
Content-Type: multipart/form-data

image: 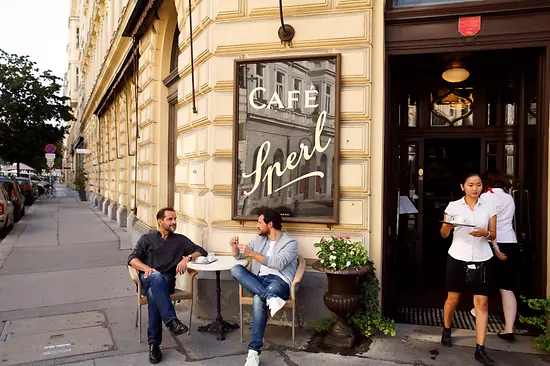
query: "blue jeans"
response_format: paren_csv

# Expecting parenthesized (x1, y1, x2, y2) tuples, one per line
(139, 272, 177, 345)
(231, 264, 290, 352)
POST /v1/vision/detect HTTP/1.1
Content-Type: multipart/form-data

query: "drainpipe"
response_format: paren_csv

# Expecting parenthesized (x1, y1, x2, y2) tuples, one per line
(132, 37, 140, 216)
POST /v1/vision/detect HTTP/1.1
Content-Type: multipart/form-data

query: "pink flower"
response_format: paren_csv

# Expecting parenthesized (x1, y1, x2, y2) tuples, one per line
(321, 238, 326, 243)
(329, 245, 335, 251)
(336, 235, 343, 239)
(346, 235, 351, 239)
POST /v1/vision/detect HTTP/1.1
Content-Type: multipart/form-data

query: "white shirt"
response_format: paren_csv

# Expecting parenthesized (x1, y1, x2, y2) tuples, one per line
(480, 188, 517, 244)
(259, 240, 291, 285)
(444, 197, 496, 262)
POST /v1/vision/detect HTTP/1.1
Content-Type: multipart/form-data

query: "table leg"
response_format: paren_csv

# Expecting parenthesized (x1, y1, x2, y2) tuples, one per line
(197, 270, 239, 340)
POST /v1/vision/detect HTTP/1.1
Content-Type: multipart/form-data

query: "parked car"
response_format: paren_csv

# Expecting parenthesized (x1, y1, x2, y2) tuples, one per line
(15, 177, 37, 205)
(0, 179, 25, 221)
(17, 173, 48, 194)
(0, 185, 15, 235)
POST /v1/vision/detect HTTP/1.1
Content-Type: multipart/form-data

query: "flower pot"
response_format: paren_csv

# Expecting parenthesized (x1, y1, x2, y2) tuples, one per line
(312, 261, 373, 348)
(78, 187, 87, 201)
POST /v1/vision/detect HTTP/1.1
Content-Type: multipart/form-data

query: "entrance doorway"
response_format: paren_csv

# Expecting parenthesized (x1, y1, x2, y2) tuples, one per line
(384, 48, 546, 317)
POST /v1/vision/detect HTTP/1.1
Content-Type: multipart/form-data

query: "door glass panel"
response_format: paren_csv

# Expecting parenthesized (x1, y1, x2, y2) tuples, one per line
(487, 91, 497, 126)
(528, 97, 537, 125)
(430, 88, 474, 127)
(408, 95, 418, 127)
(505, 143, 515, 176)
(406, 144, 419, 231)
(504, 81, 517, 125)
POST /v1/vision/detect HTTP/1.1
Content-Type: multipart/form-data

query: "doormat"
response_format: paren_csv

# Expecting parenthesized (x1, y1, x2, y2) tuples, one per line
(396, 306, 505, 333)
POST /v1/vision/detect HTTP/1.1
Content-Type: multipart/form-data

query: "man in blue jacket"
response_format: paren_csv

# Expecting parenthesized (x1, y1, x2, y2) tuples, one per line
(230, 207, 298, 366)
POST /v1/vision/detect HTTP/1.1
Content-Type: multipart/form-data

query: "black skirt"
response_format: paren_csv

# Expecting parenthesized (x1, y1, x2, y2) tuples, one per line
(446, 254, 496, 296)
(495, 242, 521, 292)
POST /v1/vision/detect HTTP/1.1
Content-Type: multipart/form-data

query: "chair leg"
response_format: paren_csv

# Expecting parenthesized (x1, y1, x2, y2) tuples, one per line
(240, 302, 243, 343)
(135, 305, 139, 328)
(138, 305, 142, 343)
(188, 299, 193, 335)
(292, 307, 295, 347)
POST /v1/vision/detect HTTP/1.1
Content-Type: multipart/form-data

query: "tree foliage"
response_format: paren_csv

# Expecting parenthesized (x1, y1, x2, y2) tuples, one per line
(0, 49, 73, 173)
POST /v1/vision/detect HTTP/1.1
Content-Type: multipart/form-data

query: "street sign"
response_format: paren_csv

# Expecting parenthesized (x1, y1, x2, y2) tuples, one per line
(75, 148, 91, 154)
(45, 153, 56, 160)
(45, 144, 56, 153)
(46, 161, 54, 168)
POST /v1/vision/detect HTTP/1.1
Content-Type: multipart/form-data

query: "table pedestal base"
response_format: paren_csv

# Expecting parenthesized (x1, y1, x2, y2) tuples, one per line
(198, 319, 239, 341)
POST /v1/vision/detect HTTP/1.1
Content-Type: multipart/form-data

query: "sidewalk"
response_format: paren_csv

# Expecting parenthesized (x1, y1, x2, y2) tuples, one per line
(0, 186, 548, 365)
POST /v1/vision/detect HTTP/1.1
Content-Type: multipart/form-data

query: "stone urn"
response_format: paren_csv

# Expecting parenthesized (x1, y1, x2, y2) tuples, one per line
(312, 261, 373, 348)
(78, 187, 87, 201)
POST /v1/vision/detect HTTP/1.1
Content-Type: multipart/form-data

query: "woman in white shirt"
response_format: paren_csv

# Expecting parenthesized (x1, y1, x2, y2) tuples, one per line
(478, 170, 518, 342)
(440, 173, 497, 366)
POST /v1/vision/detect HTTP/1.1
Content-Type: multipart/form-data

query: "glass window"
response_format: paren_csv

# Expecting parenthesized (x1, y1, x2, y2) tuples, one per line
(407, 94, 417, 127)
(486, 143, 498, 171)
(505, 143, 515, 176)
(393, 0, 482, 7)
(430, 88, 474, 127)
(276, 71, 285, 104)
(255, 64, 265, 100)
(293, 78, 301, 110)
(325, 84, 332, 114)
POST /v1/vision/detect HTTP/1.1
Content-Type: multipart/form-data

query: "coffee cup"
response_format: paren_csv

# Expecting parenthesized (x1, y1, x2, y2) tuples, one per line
(196, 256, 207, 263)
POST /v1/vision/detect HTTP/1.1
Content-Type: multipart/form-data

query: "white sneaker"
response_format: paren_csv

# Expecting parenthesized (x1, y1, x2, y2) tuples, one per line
(244, 349, 259, 366)
(266, 296, 286, 317)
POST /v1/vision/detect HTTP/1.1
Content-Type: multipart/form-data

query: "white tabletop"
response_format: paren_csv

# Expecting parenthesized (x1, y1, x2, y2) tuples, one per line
(187, 256, 247, 272)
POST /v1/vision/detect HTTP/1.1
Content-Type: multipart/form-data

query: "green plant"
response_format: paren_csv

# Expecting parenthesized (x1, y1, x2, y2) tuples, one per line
(313, 236, 369, 270)
(348, 272, 397, 337)
(307, 317, 336, 333)
(519, 296, 550, 351)
(73, 173, 87, 190)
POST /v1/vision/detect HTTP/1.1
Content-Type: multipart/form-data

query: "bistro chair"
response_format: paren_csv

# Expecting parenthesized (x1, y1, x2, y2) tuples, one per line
(127, 266, 198, 343)
(238, 255, 306, 346)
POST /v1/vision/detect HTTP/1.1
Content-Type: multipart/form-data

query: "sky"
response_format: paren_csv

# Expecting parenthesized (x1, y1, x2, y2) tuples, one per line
(0, 0, 71, 80)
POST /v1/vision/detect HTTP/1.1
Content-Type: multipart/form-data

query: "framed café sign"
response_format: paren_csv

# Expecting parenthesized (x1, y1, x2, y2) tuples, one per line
(232, 54, 341, 224)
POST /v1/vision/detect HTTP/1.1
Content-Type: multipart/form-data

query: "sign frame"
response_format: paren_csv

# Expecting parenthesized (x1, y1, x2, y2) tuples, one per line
(45, 144, 56, 154)
(231, 54, 341, 224)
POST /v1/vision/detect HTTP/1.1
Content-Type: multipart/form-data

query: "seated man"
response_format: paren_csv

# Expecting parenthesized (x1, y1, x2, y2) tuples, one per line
(230, 207, 298, 366)
(128, 207, 207, 364)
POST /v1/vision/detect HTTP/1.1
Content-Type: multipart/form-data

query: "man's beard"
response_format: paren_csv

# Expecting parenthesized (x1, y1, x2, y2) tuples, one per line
(258, 229, 268, 236)
(164, 224, 176, 232)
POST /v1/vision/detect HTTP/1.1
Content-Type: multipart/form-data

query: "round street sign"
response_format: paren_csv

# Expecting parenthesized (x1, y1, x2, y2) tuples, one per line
(45, 144, 56, 153)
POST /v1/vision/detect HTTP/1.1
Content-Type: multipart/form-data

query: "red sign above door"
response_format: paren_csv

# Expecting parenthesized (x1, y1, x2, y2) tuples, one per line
(458, 16, 481, 37)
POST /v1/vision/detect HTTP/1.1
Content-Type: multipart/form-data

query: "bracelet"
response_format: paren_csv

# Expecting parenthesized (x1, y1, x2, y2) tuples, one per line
(485, 231, 491, 239)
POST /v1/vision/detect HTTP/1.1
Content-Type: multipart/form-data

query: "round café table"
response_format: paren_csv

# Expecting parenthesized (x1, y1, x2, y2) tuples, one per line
(187, 255, 247, 340)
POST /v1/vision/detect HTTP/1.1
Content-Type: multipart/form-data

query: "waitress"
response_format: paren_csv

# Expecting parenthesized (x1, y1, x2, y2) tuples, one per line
(440, 173, 497, 366)
(479, 170, 519, 341)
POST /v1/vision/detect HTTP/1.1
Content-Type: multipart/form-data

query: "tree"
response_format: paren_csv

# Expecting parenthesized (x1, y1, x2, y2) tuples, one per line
(0, 49, 73, 175)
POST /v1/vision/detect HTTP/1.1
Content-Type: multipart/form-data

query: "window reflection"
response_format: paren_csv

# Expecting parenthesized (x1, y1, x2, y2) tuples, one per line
(408, 94, 417, 127)
(431, 88, 474, 127)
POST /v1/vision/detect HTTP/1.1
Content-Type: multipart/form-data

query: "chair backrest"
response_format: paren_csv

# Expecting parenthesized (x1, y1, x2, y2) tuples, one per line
(128, 265, 140, 284)
(293, 255, 306, 285)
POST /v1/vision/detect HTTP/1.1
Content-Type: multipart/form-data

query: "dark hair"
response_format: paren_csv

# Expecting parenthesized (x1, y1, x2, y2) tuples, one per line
(462, 172, 481, 184)
(156, 207, 176, 220)
(257, 206, 283, 230)
(482, 169, 512, 189)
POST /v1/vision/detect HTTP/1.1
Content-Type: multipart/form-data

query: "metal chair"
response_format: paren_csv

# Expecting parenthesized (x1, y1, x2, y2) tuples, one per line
(128, 266, 198, 343)
(238, 255, 306, 346)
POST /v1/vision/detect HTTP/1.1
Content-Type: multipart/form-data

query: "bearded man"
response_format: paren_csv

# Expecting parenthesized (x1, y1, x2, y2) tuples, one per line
(128, 207, 207, 364)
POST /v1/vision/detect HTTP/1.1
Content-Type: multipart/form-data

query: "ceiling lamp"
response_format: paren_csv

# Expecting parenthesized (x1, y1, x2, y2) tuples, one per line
(442, 62, 470, 83)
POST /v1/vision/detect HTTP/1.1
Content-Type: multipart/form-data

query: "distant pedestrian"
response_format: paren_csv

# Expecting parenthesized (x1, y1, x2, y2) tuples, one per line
(128, 207, 208, 364)
(440, 173, 497, 366)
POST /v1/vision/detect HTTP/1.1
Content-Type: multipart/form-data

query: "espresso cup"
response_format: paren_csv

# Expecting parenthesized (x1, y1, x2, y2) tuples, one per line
(196, 256, 207, 263)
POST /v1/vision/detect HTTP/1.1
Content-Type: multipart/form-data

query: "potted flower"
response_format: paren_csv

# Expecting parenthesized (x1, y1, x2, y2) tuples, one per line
(73, 173, 87, 201)
(312, 236, 373, 348)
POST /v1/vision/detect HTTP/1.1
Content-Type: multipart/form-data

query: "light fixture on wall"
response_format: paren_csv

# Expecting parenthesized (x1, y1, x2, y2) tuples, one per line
(442, 62, 470, 83)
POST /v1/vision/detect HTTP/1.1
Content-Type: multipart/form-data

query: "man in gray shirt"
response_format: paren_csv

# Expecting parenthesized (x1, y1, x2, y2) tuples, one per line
(230, 207, 298, 366)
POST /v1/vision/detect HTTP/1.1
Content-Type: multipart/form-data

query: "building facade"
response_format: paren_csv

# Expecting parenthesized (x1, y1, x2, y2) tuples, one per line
(66, 0, 550, 321)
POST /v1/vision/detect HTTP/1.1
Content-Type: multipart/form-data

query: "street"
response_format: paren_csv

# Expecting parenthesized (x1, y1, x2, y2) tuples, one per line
(0, 186, 548, 366)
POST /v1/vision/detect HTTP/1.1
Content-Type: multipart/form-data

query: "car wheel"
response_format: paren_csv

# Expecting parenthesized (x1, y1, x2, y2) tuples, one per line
(20, 206, 25, 216)
(14, 209, 20, 222)
(7, 215, 14, 230)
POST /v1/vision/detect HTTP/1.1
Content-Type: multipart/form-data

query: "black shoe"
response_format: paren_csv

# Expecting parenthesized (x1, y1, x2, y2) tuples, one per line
(149, 344, 162, 364)
(475, 345, 495, 366)
(441, 327, 452, 347)
(167, 318, 188, 335)
(497, 332, 515, 342)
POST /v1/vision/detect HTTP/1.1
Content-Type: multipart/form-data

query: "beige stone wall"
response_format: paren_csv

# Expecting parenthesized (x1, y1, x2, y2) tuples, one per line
(169, 0, 384, 267)
(70, 0, 385, 272)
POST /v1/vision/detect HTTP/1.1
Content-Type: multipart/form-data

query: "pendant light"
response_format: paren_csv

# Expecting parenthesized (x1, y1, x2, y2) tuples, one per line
(442, 62, 470, 83)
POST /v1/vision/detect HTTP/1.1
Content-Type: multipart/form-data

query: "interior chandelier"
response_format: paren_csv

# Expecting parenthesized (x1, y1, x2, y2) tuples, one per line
(442, 62, 470, 83)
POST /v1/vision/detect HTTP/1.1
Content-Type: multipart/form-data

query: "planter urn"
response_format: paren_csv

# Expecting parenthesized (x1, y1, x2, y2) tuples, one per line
(78, 187, 87, 201)
(312, 261, 373, 348)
